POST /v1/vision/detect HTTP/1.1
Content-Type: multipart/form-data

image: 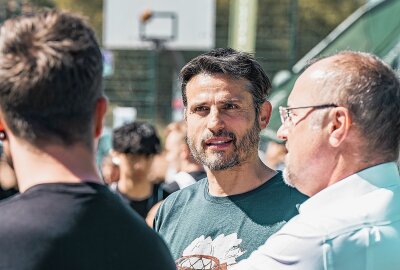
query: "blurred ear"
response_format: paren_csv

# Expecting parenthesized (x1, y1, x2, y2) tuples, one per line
(0, 112, 10, 141)
(0, 119, 6, 141)
(0, 111, 8, 132)
(258, 101, 272, 129)
(328, 107, 352, 147)
(94, 97, 108, 139)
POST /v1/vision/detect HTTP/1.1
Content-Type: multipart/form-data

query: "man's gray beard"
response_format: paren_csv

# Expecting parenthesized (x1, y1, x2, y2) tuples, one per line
(197, 151, 240, 171)
(187, 121, 260, 171)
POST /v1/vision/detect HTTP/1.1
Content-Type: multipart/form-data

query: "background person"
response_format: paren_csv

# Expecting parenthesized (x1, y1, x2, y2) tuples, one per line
(155, 48, 308, 269)
(162, 120, 206, 193)
(111, 121, 170, 219)
(0, 10, 175, 270)
(233, 51, 400, 270)
(146, 120, 207, 227)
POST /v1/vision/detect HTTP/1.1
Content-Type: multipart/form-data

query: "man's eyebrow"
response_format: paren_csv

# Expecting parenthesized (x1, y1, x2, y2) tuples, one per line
(189, 101, 208, 107)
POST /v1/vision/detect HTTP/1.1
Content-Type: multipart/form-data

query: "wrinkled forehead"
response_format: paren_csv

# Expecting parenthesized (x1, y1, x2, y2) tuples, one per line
(186, 73, 253, 100)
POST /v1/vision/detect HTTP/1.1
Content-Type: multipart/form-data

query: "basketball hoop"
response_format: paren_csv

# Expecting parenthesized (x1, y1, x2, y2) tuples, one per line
(139, 10, 178, 47)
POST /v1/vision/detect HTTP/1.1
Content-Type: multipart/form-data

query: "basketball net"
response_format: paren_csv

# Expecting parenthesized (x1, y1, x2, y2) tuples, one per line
(176, 255, 228, 270)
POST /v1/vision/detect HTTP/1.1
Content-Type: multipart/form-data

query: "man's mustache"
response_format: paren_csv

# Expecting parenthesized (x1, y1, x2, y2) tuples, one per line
(201, 129, 236, 142)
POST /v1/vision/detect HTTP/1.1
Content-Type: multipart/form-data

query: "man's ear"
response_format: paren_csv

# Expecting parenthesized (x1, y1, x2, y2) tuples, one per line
(94, 97, 108, 139)
(0, 120, 6, 141)
(0, 112, 10, 141)
(328, 107, 352, 147)
(258, 101, 272, 129)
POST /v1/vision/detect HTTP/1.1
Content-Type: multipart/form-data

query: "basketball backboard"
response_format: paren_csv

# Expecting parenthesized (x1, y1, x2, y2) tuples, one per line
(103, 0, 216, 50)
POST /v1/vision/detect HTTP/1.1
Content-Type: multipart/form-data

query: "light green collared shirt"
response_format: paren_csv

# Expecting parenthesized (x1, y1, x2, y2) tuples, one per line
(234, 162, 400, 270)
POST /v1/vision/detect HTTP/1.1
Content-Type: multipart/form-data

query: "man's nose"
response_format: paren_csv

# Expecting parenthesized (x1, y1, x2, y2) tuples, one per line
(207, 107, 225, 133)
(277, 124, 288, 141)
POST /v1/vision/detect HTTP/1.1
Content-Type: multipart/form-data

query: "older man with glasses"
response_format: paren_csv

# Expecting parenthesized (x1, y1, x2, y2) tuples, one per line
(233, 51, 400, 270)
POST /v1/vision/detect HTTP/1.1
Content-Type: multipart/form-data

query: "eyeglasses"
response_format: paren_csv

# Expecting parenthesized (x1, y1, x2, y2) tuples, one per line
(279, 104, 338, 126)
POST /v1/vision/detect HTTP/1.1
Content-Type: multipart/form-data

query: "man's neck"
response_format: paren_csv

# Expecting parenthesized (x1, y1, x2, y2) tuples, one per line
(328, 155, 392, 188)
(313, 144, 393, 196)
(206, 156, 276, 197)
(11, 141, 102, 193)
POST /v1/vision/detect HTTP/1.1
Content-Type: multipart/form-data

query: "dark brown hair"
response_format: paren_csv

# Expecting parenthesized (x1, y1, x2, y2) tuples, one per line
(0, 10, 103, 147)
(180, 48, 272, 117)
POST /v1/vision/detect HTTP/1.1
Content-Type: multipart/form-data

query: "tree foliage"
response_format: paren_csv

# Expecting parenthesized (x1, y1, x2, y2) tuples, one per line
(297, 0, 365, 57)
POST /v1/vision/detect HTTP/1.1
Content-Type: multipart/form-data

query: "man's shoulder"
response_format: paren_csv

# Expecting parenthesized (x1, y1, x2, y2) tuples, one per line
(0, 182, 139, 228)
(0, 193, 23, 217)
(154, 178, 207, 229)
(167, 177, 207, 197)
(161, 178, 207, 207)
(0, 182, 171, 244)
(0, 186, 176, 269)
(281, 183, 400, 240)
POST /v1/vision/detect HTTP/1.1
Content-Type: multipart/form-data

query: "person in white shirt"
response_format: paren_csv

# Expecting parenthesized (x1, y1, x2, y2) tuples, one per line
(233, 51, 400, 270)
(162, 120, 206, 193)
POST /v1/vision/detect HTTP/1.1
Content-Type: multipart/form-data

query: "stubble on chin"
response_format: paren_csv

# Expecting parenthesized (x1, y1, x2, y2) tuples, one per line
(282, 166, 295, 188)
(187, 120, 260, 171)
(188, 141, 239, 171)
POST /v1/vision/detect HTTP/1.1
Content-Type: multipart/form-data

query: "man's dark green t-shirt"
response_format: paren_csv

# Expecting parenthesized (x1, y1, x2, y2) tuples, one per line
(154, 171, 308, 269)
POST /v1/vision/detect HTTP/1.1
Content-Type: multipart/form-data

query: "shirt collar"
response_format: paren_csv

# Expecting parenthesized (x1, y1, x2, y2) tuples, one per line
(299, 162, 400, 213)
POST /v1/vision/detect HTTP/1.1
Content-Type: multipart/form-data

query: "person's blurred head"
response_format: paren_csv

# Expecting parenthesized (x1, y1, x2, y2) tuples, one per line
(0, 10, 105, 152)
(277, 51, 400, 196)
(181, 48, 272, 171)
(164, 121, 187, 174)
(147, 152, 169, 184)
(180, 48, 272, 118)
(112, 122, 161, 180)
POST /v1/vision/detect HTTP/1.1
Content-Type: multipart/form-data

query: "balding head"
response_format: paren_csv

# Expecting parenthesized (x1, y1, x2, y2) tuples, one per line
(278, 51, 400, 196)
(308, 52, 400, 161)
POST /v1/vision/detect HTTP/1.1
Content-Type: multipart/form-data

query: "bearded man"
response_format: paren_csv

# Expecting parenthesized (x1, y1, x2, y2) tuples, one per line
(154, 48, 307, 269)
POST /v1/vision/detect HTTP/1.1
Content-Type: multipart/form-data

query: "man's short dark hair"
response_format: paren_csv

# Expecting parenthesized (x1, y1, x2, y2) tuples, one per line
(0, 10, 103, 147)
(112, 122, 161, 157)
(180, 48, 272, 116)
